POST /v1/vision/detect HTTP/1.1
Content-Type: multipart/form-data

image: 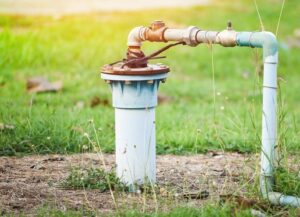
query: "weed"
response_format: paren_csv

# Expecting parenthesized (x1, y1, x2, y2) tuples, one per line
(274, 167, 300, 197)
(62, 167, 128, 192)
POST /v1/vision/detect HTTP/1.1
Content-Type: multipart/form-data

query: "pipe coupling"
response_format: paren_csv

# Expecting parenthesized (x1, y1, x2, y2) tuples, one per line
(183, 26, 200, 46)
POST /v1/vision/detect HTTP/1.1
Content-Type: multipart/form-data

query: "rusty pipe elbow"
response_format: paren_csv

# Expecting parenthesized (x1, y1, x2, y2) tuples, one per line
(127, 21, 168, 47)
(127, 26, 147, 47)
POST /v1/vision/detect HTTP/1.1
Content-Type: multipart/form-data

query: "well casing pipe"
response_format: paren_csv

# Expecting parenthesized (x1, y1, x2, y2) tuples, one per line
(101, 68, 168, 191)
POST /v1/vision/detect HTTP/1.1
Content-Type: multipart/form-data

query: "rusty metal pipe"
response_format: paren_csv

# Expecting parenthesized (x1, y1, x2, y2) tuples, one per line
(127, 26, 147, 47)
(127, 21, 237, 49)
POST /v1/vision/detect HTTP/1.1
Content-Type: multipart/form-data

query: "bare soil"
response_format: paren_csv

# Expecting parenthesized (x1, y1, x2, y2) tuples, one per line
(0, 152, 258, 215)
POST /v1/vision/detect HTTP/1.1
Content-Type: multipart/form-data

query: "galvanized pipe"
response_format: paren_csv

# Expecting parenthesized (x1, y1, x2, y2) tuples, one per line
(126, 22, 300, 207)
(127, 21, 237, 47)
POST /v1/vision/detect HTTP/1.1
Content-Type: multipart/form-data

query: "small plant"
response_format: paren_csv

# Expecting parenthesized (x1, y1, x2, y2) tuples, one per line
(62, 167, 128, 192)
(274, 167, 300, 197)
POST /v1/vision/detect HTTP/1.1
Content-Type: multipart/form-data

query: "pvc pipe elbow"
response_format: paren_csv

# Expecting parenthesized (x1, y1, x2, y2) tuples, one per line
(266, 192, 300, 207)
(261, 32, 278, 49)
(237, 31, 278, 63)
(260, 32, 278, 63)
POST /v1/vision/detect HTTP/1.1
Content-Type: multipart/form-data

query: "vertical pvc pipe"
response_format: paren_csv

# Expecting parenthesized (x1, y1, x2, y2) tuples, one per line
(237, 31, 300, 207)
(115, 108, 156, 187)
(260, 61, 277, 195)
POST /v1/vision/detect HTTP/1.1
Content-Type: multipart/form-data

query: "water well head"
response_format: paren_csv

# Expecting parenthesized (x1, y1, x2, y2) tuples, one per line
(101, 47, 170, 190)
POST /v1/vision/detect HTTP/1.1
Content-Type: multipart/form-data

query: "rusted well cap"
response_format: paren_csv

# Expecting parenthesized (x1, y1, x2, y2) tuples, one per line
(101, 63, 169, 76)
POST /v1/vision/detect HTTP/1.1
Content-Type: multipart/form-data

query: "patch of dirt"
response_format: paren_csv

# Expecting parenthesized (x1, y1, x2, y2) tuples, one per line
(27, 77, 63, 93)
(90, 96, 109, 108)
(286, 28, 300, 48)
(0, 152, 258, 215)
(158, 93, 173, 104)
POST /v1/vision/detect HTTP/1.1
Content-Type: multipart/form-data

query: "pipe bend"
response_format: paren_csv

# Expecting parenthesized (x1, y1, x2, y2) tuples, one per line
(256, 32, 278, 63)
(127, 26, 146, 47)
(267, 192, 300, 207)
(237, 31, 278, 63)
(259, 31, 278, 51)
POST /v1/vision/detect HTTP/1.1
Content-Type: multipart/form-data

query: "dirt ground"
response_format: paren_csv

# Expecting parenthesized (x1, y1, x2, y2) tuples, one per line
(0, 152, 260, 215)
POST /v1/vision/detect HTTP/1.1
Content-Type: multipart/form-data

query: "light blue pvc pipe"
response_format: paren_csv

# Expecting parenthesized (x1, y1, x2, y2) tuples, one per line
(237, 31, 300, 207)
(237, 31, 278, 59)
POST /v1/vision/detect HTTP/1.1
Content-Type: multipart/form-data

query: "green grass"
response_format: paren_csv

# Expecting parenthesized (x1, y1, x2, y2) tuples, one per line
(274, 167, 300, 197)
(19, 202, 300, 217)
(9, 202, 300, 217)
(1, 1, 300, 215)
(22, 203, 254, 217)
(111, 204, 253, 217)
(0, 0, 300, 156)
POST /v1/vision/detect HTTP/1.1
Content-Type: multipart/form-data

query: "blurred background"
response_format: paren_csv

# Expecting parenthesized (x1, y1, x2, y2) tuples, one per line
(0, 0, 209, 15)
(0, 0, 299, 156)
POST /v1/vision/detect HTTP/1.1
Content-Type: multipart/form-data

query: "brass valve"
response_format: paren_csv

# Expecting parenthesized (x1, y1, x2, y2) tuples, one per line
(144, 20, 168, 42)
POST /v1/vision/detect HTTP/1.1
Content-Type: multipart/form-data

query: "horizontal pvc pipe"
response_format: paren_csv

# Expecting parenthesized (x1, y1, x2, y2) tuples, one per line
(237, 31, 300, 207)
